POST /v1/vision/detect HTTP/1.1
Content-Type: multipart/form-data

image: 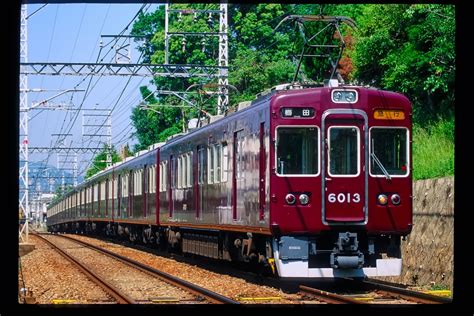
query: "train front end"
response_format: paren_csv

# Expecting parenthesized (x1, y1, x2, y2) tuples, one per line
(269, 84, 412, 278)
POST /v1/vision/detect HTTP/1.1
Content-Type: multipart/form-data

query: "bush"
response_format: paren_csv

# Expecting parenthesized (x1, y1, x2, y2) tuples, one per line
(412, 118, 454, 180)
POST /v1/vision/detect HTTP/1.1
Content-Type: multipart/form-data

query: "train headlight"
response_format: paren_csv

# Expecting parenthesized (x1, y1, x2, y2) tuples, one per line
(299, 194, 310, 205)
(345, 91, 356, 102)
(331, 89, 358, 103)
(391, 194, 401, 205)
(285, 193, 296, 205)
(333, 91, 343, 102)
(377, 194, 388, 205)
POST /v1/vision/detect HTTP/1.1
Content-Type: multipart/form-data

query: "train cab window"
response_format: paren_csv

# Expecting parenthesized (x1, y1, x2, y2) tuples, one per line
(276, 127, 319, 175)
(370, 127, 409, 176)
(328, 126, 359, 176)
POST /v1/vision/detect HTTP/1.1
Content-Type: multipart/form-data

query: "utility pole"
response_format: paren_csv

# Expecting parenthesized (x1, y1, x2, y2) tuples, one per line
(217, 3, 229, 115)
(82, 108, 113, 167)
(19, 4, 29, 243)
(100, 34, 149, 64)
(164, 3, 229, 115)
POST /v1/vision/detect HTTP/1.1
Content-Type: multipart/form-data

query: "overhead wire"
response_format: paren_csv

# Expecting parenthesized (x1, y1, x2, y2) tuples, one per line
(29, 4, 147, 192)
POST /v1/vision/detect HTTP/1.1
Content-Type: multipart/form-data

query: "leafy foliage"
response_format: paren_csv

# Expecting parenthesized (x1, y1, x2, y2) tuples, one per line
(85, 145, 121, 179)
(350, 4, 455, 124)
(121, 4, 455, 178)
(51, 185, 74, 204)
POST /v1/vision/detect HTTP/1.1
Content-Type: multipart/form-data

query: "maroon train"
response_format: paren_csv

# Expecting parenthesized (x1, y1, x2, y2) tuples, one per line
(47, 81, 412, 278)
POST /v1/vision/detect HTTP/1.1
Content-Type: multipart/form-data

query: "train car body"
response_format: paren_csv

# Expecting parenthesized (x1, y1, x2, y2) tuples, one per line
(48, 82, 412, 278)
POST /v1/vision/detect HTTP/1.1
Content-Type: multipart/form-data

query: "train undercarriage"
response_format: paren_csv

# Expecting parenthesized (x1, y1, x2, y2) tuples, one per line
(49, 220, 403, 278)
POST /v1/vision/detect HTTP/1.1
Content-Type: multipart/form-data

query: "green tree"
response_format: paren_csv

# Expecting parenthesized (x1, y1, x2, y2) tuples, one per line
(130, 4, 455, 155)
(85, 145, 121, 179)
(350, 4, 455, 123)
(51, 184, 73, 204)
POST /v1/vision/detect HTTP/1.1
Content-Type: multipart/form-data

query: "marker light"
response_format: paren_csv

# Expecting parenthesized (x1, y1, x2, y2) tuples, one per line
(373, 110, 405, 120)
(299, 194, 310, 205)
(377, 194, 388, 205)
(391, 194, 401, 205)
(285, 193, 296, 205)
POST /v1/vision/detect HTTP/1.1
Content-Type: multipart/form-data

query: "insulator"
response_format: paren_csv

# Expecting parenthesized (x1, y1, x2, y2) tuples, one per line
(193, 12, 198, 22)
(178, 12, 182, 22)
(207, 13, 213, 24)
(182, 37, 186, 52)
(201, 38, 206, 52)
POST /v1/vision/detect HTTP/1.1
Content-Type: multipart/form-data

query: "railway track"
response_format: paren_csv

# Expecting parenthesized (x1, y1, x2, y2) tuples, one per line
(356, 278, 452, 304)
(33, 232, 239, 304)
(33, 232, 451, 305)
(298, 278, 452, 304)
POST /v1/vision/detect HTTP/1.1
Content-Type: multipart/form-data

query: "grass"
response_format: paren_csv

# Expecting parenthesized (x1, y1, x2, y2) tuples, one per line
(412, 118, 454, 180)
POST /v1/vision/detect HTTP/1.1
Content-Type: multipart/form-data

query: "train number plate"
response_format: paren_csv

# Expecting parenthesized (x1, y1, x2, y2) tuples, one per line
(328, 193, 361, 203)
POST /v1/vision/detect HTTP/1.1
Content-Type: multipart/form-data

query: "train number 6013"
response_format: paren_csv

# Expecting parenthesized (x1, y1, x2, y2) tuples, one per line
(328, 193, 360, 203)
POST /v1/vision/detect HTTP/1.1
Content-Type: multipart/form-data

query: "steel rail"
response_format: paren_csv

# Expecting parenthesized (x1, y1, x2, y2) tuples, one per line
(33, 233, 135, 304)
(299, 285, 366, 304)
(361, 279, 452, 304)
(56, 234, 239, 304)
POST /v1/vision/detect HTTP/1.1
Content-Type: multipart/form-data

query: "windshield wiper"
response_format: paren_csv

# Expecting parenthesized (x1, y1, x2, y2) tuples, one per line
(371, 139, 391, 180)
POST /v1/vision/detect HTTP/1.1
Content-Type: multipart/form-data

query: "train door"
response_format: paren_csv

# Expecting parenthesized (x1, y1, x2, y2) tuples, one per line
(322, 110, 368, 224)
(233, 130, 245, 221)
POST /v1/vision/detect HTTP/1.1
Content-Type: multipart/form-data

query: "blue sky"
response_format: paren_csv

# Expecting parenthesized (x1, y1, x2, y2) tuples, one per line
(25, 3, 161, 181)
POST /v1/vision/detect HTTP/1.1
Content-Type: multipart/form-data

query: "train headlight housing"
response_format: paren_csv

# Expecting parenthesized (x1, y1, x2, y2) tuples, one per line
(285, 193, 296, 205)
(391, 194, 401, 205)
(331, 89, 358, 103)
(299, 194, 310, 205)
(377, 194, 388, 205)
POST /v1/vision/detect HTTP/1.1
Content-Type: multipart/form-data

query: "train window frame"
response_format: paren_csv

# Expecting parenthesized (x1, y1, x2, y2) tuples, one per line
(327, 125, 361, 178)
(369, 126, 410, 178)
(275, 125, 321, 177)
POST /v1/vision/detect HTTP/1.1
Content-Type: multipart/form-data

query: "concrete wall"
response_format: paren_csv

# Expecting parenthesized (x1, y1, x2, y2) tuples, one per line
(378, 176, 454, 289)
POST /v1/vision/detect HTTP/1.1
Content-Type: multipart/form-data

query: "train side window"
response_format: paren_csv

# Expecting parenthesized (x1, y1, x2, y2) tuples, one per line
(165, 161, 168, 190)
(215, 144, 222, 183)
(177, 156, 182, 189)
(122, 173, 128, 198)
(222, 143, 228, 182)
(370, 127, 409, 176)
(159, 162, 165, 192)
(208, 146, 214, 184)
(159, 163, 163, 192)
(187, 152, 193, 187)
(171, 157, 176, 189)
(149, 165, 155, 194)
(328, 126, 360, 176)
(276, 126, 319, 176)
(198, 146, 206, 184)
(183, 155, 188, 188)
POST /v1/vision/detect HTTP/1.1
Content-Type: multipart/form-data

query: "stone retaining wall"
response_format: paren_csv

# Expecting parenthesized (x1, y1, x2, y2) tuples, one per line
(378, 176, 454, 289)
